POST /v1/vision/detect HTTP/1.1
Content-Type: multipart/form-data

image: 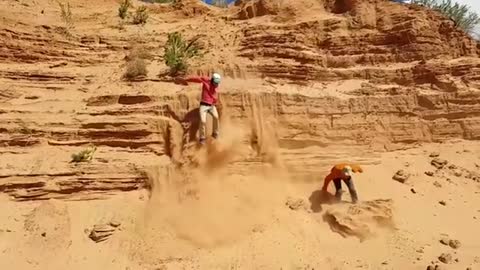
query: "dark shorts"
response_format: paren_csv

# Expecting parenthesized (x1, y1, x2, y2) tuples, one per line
(333, 178, 354, 191)
(333, 177, 358, 202)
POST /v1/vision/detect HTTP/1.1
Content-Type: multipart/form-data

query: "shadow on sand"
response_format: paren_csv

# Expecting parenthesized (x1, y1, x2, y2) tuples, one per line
(308, 189, 338, 213)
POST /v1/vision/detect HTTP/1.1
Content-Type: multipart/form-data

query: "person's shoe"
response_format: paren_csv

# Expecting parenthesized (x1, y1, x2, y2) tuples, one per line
(351, 192, 359, 204)
(199, 138, 206, 145)
(212, 133, 219, 139)
(351, 197, 359, 204)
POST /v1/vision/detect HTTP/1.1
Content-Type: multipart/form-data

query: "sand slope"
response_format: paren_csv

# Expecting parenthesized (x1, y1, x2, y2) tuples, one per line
(1, 139, 480, 269)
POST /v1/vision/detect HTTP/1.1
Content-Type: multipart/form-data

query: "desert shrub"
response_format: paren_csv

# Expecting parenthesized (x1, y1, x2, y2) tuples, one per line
(412, 0, 480, 34)
(124, 44, 150, 80)
(57, 1, 74, 36)
(71, 146, 96, 163)
(125, 58, 148, 79)
(58, 1, 73, 27)
(133, 6, 149, 25)
(211, 0, 229, 8)
(126, 44, 153, 61)
(163, 32, 201, 76)
(118, 0, 131, 19)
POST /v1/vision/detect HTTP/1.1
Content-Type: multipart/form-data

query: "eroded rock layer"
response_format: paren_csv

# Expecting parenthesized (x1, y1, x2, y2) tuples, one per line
(0, 0, 479, 200)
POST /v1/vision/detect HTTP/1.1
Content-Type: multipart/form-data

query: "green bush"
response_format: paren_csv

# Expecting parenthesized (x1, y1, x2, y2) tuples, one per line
(71, 146, 96, 163)
(118, 0, 131, 20)
(133, 6, 149, 25)
(412, 0, 480, 34)
(163, 32, 202, 76)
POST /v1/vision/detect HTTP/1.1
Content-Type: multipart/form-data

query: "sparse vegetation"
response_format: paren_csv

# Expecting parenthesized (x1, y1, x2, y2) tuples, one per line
(211, 0, 229, 8)
(125, 58, 148, 79)
(124, 44, 151, 80)
(132, 6, 149, 25)
(163, 32, 202, 76)
(126, 44, 153, 61)
(118, 0, 131, 20)
(71, 146, 96, 163)
(412, 0, 480, 34)
(57, 1, 74, 36)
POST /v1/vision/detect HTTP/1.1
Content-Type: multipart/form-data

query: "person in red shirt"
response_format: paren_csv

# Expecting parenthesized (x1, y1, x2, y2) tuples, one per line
(322, 163, 363, 203)
(179, 73, 221, 145)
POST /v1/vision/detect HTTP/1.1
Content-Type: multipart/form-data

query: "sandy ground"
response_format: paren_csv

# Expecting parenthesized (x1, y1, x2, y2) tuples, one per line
(1, 0, 480, 269)
(1, 139, 479, 270)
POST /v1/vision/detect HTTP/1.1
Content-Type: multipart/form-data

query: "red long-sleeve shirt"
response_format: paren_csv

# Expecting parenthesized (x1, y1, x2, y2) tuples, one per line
(321, 163, 363, 191)
(185, 76, 218, 105)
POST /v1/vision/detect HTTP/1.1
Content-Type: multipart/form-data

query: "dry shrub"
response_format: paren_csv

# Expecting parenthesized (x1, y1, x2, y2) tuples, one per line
(124, 44, 150, 80)
(126, 44, 153, 61)
(57, 1, 74, 37)
(211, 0, 229, 8)
(71, 145, 96, 163)
(133, 6, 149, 25)
(125, 58, 148, 80)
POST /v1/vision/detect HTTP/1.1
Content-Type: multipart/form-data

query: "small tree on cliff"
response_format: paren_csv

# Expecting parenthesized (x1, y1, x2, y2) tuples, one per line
(57, 1, 74, 38)
(412, 0, 480, 34)
(118, 0, 131, 20)
(162, 32, 202, 76)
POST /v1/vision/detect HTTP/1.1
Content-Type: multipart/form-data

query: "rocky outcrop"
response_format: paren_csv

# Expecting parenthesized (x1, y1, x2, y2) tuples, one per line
(322, 199, 395, 241)
(237, 1, 480, 84)
(2, 88, 480, 200)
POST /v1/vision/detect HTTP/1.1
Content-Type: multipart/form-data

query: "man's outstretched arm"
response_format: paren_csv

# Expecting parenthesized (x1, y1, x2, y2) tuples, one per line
(185, 76, 209, 83)
(173, 76, 208, 85)
(321, 173, 334, 192)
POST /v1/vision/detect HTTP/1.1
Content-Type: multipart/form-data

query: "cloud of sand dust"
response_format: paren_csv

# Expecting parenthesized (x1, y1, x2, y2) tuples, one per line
(132, 96, 294, 257)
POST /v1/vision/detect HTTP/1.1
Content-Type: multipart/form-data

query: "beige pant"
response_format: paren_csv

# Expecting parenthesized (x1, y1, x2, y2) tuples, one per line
(199, 104, 219, 140)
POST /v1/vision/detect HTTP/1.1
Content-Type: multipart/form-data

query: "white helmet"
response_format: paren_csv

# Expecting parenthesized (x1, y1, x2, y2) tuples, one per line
(212, 73, 221, 84)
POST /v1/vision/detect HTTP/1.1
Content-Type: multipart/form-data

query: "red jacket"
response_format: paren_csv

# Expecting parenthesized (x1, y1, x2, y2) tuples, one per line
(185, 76, 218, 105)
(322, 163, 363, 191)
